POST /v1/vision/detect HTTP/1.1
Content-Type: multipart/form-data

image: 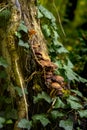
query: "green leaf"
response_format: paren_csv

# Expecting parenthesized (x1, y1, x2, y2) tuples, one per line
(0, 57, 8, 68)
(6, 119, 13, 124)
(68, 95, 80, 102)
(59, 118, 73, 130)
(0, 70, 7, 78)
(57, 46, 68, 53)
(64, 66, 79, 81)
(51, 110, 64, 119)
(71, 90, 83, 97)
(0, 117, 5, 128)
(33, 91, 51, 104)
(67, 98, 83, 110)
(18, 119, 31, 129)
(53, 97, 65, 108)
(32, 114, 50, 127)
(78, 110, 87, 118)
(18, 22, 28, 33)
(39, 5, 56, 22)
(18, 39, 29, 49)
(78, 76, 87, 83)
(67, 58, 74, 69)
(15, 86, 28, 97)
(6, 109, 18, 119)
(42, 24, 51, 37)
(15, 31, 22, 38)
(37, 10, 43, 18)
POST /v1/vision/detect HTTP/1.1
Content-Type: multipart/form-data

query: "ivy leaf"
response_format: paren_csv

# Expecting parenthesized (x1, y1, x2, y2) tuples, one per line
(57, 46, 68, 53)
(15, 31, 22, 38)
(51, 110, 64, 119)
(15, 86, 28, 97)
(0, 117, 5, 128)
(18, 22, 28, 33)
(68, 95, 80, 102)
(78, 110, 87, 118)
(18, 119, 32, 129)
(39, 5, 55, 22)
(53, 97, 65, 109)
(67, 58, 74, 69)
(0, 57, 8, 68)
(6, 109, 18, 119)
(78, 76, 87, 83)
(59, 118, 73, 130)
(18, 39, 29, 49)
(33, 91, 51, 104)
(37, 10, 43, 18)
(71, 90, 83, 97)
(42, 24, 51, 37)
(32, 114, 50, 127)
(64, 66, 79, 81)
(67, 98, 83, 110)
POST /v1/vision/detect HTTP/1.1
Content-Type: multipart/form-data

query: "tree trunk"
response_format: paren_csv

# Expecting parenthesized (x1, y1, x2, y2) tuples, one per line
(0, 0, 64, 130)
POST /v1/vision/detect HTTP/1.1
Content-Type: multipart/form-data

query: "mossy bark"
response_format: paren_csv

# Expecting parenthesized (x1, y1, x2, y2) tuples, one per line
(0, 0, 64, 130)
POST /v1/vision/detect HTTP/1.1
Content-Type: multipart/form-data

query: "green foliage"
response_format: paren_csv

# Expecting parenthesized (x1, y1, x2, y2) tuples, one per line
(0, 2, 87, 130)
(53, 97, 65, 108)
(67, 96, 83, 110)
(78, 110, 87, 118)
(0, 117, 5, 128)
(18, 39, 29, 49)
(59, 118, 73, 130)
(38, 4, 87, 84)
(50, 110, 64, 119)
(18, 21, 28, 33)
(0, 57, 8, 68)
(0, 9, 11, 27)
(18, 119, 31, 129)
(15, 86, 28, 97)
(33, 91, 52, 104)
(15, 21, 29, 49)
(32, 114, 50, 127)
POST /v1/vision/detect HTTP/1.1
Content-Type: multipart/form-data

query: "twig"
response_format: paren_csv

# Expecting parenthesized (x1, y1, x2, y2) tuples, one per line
(0, 5, 9, 12)
(52, 0, 66, 37)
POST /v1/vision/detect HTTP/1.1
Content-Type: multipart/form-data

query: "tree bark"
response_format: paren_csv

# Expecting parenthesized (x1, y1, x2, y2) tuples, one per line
(0, 0, 64, 130)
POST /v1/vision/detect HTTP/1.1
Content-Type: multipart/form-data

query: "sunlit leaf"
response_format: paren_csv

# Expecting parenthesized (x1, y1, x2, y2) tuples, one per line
(57, 46, 68, 53)
(37, 10, 43, 18)
(15, 31, 22, 38)
(59, 118, 73, 130)
(18, 119, 32, 129)
(0, 117, 5, 128)
(33, 91, 51, 104)
(42, 24, 51, 37)
(32, 114, 50, 127)
(53, 97, 65, 108)
(6, 119, 13, 124)
(78, 110, 87, 118)
(38, 5, 55, 22)
(67, 58, 74, 69)
(18, 39, 29, 49)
